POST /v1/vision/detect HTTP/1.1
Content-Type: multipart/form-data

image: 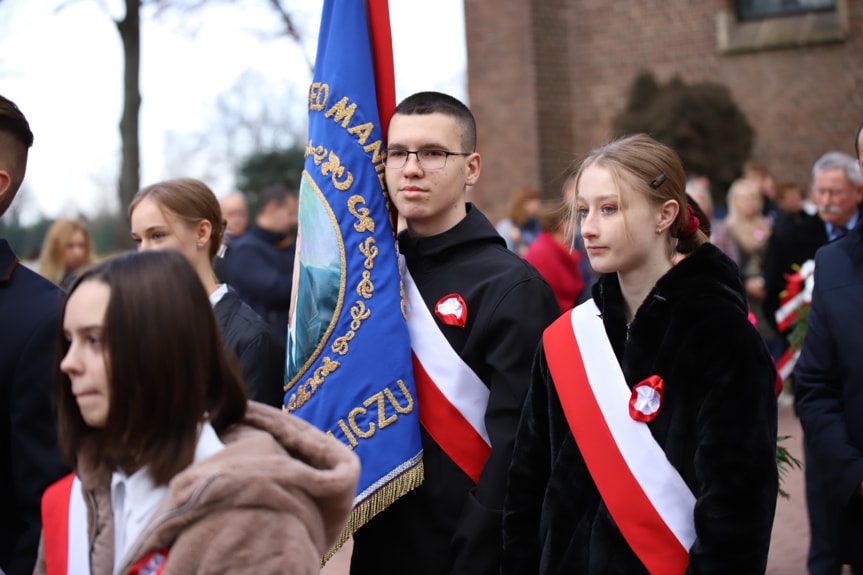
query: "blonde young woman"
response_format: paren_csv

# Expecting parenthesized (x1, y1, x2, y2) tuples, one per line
(38, 218, 93, 289)
(502, 134, 778, 574)
(129, 178, 285, 407)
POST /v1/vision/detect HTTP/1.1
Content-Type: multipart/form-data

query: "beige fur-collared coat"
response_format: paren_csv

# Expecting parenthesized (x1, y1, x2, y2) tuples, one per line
(34, 401, 360, 575)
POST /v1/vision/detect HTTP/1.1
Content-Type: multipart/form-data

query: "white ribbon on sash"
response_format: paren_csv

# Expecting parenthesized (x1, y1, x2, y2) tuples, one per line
(544, 300, 697, 574)
(401, 258, 491, 482)
(568, 300, 696, 553)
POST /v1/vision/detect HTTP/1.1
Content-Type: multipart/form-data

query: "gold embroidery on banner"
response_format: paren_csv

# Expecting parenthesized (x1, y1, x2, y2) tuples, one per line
(331, 302, 370, 355)
(348, 196, 374, 232)
(308, 82, 329, 111)
(347, 122, 374, 145)
(324, 96, 357, 128)
(385, 380, 414, 414)
(357, 270, 374, 299)
(323, 379, 416, 452)
(322, 151, 354, 191)
(358, 238, 377, 268)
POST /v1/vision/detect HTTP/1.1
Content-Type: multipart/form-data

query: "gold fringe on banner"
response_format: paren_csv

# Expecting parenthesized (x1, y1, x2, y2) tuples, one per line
(322, 458, 424, 565)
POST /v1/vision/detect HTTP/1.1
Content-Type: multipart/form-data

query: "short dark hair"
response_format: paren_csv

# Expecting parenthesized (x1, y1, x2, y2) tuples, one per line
(259, 183, 297, 211)
(392, 91, 477, 152)
(54, 250, 247, 485)
(0, 94, 34, 148)
(855, 120, 863, 161)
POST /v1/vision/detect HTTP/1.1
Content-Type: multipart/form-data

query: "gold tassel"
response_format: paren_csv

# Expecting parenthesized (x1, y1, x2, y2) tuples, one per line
(321, 461, 425, 565)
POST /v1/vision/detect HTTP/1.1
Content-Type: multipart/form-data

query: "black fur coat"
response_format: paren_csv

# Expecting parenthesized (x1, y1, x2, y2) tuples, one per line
(502, 243, 778, 574)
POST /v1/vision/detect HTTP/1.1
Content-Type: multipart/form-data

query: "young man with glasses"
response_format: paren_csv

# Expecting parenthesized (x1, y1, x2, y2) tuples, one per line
(349, 91, 559, 575)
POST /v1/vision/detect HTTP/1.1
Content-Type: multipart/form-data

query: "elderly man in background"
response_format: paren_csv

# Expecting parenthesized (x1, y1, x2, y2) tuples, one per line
(215, 191, 249, 282)
(772, 146, 863, 575)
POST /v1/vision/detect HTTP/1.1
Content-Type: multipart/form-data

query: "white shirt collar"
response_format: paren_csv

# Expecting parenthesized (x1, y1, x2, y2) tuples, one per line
(209, 283, 228, 307)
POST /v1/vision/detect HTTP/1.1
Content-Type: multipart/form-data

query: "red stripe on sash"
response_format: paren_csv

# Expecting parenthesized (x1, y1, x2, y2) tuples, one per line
(544, 315, 689, 575)
(41, 473, 76, 575)
(413, 353, 491, 483)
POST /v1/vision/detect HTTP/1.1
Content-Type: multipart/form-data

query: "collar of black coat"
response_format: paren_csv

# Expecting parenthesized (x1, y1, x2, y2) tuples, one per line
(248, 224, 293, 248)
(591, 242, 748, 327)
(0, 238, 20, 284)
(397, 203, 505, 260)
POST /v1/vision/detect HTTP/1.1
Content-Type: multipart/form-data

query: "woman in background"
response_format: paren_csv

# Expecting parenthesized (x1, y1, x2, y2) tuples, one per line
(35, 249, 358, 574)
(129, 178, 285, 407)
(38, 218, 93, 289)
(502, 134, 778, 574)
(496, 186, 542, 255)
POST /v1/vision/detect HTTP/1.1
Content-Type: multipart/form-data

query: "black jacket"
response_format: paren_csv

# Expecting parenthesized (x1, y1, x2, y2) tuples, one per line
(502, 243, 778, 575)
(351, 204, 560, 575)
(762, 211, 829, 334)
(0, 240, 69, 575)
(795, 223, 863, 565)
(214, 287, 286, 408)
(224, 225, 295, 345)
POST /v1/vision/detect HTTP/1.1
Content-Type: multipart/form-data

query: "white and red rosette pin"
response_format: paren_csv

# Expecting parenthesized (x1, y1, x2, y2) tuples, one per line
(629, 375, 664, 423)
(435, 293, 468, 328)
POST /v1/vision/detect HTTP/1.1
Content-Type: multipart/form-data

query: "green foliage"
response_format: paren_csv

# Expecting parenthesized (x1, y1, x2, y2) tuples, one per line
(777, 435, 803, 499)
(613, 71, 755, 203)
(235, 146, 306, 216)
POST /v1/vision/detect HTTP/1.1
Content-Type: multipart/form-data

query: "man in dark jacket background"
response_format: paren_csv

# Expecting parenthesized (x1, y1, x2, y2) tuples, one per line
(224, 184, 298, 345)
(794, 123, 863, 575)
(0, 94, 68, 575)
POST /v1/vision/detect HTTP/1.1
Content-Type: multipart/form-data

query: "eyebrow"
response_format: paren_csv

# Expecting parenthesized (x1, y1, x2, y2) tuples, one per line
(577, 194, 619, 203)
(387, 142, 450, 150)
(63, 324, 105, 337)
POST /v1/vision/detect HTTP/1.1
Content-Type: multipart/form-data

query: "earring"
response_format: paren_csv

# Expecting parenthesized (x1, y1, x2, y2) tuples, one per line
(196, 242, 204, 248)
(656, 226, 663, 234)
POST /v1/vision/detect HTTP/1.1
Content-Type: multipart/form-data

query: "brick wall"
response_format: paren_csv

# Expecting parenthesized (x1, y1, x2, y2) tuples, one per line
(465, 0, 863, 222)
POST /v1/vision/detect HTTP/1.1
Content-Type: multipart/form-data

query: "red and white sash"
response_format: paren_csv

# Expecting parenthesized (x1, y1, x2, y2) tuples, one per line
(543, 300, 696, 575)
(402, 263, 491, 483)
(41, 473, 91, 575)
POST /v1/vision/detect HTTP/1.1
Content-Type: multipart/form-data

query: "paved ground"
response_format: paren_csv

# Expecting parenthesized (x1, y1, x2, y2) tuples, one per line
(768, 397, 810, 574)
(322, 398, 819, 575)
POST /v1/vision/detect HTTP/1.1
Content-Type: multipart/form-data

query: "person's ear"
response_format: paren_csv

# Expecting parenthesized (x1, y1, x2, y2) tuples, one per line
(465, 152, 481, 188)
(658, 199, 680, 232)
(197, 219, 213, 245)
(0, 170, 11, 216)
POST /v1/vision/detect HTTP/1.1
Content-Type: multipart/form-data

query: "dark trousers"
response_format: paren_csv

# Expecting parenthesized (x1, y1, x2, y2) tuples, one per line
(804, 440, 863, 575)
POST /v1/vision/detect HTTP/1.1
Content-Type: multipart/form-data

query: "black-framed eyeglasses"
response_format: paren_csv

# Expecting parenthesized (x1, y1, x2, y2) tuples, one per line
(384, 148, 472, 170)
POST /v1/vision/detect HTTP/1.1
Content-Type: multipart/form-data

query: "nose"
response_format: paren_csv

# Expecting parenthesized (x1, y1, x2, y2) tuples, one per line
(580, 212, 597, 239)
(60, 343, 80, 376)
(137, 239, 150, 252)
(402, 152, 424, 177)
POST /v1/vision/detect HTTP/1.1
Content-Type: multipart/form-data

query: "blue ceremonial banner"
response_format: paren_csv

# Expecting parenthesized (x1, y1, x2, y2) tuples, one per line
(285, 0, 423, 557)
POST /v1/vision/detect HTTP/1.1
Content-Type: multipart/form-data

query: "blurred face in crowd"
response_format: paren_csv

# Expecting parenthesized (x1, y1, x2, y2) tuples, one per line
(60, 280, 111, 428)
(220, 193, 248, 237)
(812, 167, 862, 227)
(130, 197, 207, 265)
(64, 229, 89, 270)
(732, 181, 763, 219)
